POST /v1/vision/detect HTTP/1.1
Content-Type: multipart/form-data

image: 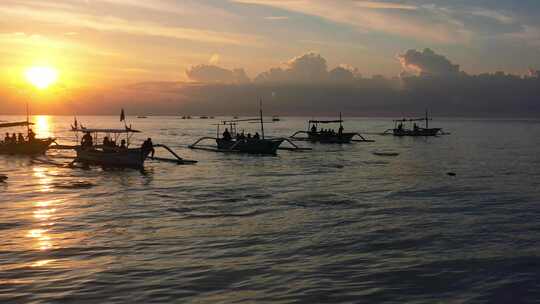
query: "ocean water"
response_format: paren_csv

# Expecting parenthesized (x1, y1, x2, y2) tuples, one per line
(1, 115, 540, 303)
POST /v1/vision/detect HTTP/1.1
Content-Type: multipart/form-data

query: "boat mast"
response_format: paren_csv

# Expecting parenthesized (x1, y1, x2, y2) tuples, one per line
(26, 99, 30, 135)
(425, 109, 429, 129)
(259, 98, 265, 139)
(339, 112, 343, 128)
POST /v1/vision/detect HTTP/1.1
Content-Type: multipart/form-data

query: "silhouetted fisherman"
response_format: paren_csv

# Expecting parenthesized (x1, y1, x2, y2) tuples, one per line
(120, 139, 127, 150)
(311, 124, 317, 133)
(254, 132, 260, 140)
(413, 123, 419, 132)
(81, 132, 93, 149)
(338, 125, 344, 135)
(17, 133, 25, 143)
(141, 138, 155, 158)
(222, 128, 232, 141)
(4, 133, 11, 143)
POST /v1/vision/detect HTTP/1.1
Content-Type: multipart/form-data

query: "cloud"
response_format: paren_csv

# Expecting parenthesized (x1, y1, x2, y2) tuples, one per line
(398, 48, 460, 77)
(0, 5, 261, 46)
(232, 0, 472, 44)
(255, 52, 363, 84)
(185, 64, 250, 83)
(264, 16, 289, 20)
(354, 1, 417, 10)
(209, 54, 221, 65)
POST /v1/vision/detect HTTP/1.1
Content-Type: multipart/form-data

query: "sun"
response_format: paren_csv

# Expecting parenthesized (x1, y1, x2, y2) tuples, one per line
(25, 66, 58, 89)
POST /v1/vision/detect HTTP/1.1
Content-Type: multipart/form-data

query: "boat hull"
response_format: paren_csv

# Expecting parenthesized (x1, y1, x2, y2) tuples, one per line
(0, 138, 54, 155)
(216, 138, 283, 154)
(392, 128, 441, 137)
(75, 148, 149, 168)
(307, 132, 355, 143)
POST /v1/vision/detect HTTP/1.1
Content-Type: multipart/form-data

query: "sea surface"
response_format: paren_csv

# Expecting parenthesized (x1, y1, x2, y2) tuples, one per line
(1, 115, 540, 303)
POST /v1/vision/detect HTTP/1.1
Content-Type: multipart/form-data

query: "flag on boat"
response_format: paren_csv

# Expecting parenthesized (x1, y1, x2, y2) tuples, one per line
(120, 109, 125, 122)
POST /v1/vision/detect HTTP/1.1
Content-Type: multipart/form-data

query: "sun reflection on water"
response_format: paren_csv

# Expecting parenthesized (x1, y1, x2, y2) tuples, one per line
(32, 167, 54, 193)
(33, 115, 52, 138)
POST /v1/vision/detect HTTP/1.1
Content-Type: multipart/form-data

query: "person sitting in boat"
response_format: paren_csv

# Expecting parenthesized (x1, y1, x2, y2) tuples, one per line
(4, 133, 11, 144)
(253, 132, 260, 140)
(311, 124, 317, 133)
(81, 132, 93, 149)
(17, 133, 25, 143)
(397, 122, 403, 131)
(27, 129, 35, 142)
(141, 138, 155, 158)
(222, 128, 232, 141)
(338, 125, 344, 135)
(119, 139, 127, 151)
(413, 123, 419, 132)
(238, 132, 246, 141)
(247, 133, 252, 140)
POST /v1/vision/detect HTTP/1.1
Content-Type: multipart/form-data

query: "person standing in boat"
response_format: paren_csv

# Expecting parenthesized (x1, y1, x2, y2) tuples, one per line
(141, 138, 155, 158)
(338, 125, 344, 136)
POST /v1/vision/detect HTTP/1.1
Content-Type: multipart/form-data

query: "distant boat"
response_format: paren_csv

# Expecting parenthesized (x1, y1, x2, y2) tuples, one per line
(199, 116, 209, 119)
(233, 115, 239, 119)
(137, 116, 148, 119)
(385, 110, 444, 136)
(181, 115, 192, 119)
(272, 115, 281, 122)
(290, 113, 373, 144)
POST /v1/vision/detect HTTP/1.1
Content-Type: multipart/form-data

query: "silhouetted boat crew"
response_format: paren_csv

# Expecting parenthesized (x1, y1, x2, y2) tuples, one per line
(290, 113, 372, 143)
(385, 110, 444, 137)
(0, 121, 54, 155)
(190, 101, 308, 154)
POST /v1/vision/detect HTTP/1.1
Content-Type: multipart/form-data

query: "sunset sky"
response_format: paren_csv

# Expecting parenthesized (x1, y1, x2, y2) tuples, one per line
(1, 0, 539, 115)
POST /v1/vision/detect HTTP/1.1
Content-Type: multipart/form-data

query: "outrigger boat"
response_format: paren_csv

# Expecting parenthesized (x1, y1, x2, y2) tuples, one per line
(71, 125, 152, 168)
(384, 110, 444, 137)
(0, 121, 55, 155)
(190, 105, 309, 155)
(70, 111, 196, 168)
(290, 113, 373, 144)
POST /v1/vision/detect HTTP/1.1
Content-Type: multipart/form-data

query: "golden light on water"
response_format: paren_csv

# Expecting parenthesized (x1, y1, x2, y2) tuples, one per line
(25, 66, 58, 89)
(34, 115, 52, 138)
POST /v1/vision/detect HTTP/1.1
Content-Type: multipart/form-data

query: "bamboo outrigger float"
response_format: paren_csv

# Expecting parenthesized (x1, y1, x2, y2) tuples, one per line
(290, 113, 373, 144)
(384, 110, 445, 136)
(190, 103, 310, 155)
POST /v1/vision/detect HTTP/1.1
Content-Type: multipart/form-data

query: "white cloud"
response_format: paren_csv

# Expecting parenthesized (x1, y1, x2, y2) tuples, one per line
(186, 64, 250, 83)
